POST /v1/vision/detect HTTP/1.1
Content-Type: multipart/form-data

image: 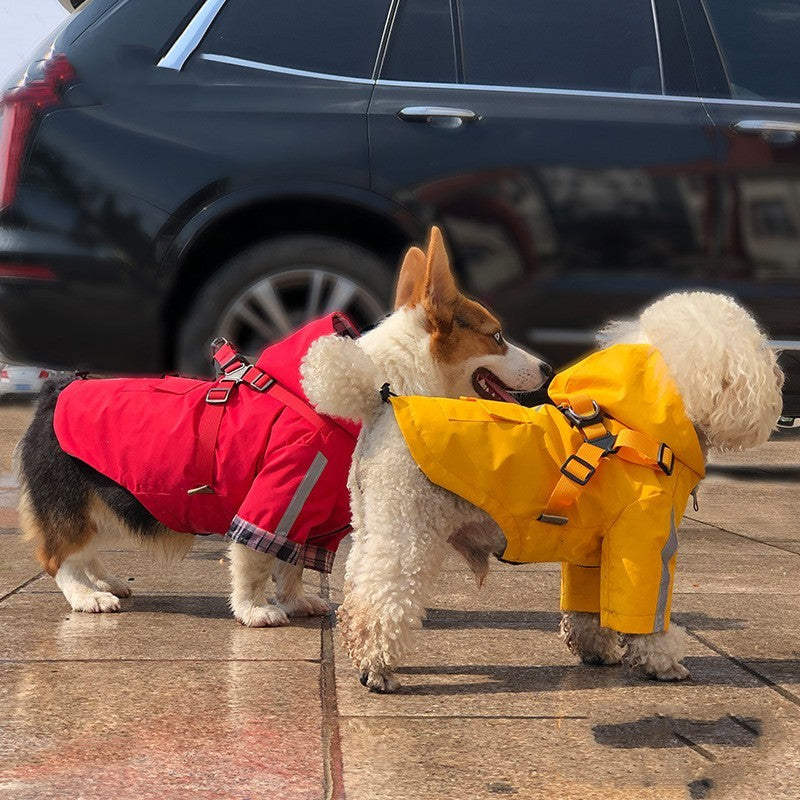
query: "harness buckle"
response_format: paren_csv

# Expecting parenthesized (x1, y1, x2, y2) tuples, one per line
(560, 454, 596, 485)
(657, 443, 675, 476)
(586, 432, 618, 455)
(245, 369, 275, 392)
(560, 400, 603, 429)
(206, 384, 234, 405)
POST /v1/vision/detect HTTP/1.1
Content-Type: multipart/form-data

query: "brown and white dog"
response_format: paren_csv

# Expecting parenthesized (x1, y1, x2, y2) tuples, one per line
(15, 227, 550, 622)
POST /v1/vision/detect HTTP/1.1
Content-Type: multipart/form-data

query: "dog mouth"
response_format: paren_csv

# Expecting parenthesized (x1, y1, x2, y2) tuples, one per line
(471, 368, 520, 404)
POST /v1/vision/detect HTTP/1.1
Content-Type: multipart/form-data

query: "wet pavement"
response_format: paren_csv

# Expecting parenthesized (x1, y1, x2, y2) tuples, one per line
(0, 402, 798, 799)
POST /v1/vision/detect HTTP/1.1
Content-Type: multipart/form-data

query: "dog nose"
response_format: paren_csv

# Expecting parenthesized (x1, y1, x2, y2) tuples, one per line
(540, 362, 553, 380)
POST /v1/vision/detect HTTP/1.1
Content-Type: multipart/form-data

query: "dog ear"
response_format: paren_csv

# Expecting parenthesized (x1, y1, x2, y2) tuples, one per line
(393, 246, 427, 310)
(421, 226, 459, 327)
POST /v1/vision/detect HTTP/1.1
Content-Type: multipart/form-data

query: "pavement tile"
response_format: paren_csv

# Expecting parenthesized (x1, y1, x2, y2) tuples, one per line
(0, 660, 323, 800)
(0, 590, 322, 662)
(689, 480, 800, 552)
(338, 704, 795, 800)
(0, 529, 42, 600)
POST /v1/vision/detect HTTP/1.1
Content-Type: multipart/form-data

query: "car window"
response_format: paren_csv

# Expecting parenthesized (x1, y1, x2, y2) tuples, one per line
(381, 0, 457, 83)
(459, 0, 662, 94)
(200, 0, 392, 79)
(702, 0, 800, 103)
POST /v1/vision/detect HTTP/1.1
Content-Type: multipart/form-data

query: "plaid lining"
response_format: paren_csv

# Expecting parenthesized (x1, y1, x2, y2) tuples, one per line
(225, 515, 337, 573)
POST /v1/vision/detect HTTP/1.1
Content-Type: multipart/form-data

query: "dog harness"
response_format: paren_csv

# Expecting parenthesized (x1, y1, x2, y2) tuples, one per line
(391, 344, 705, 634)
(54, 313, 360, 573)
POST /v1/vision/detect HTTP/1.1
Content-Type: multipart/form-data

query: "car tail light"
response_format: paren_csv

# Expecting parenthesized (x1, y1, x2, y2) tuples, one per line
(0, 370, 8, 379)
(39, 370, 49, 379)
(0, 54, 76, 210)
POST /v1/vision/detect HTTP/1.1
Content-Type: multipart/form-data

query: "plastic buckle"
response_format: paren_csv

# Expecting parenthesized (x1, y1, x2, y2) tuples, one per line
(657, 443, 675, 476)
(538, 513, 568, 526)
(560, 454, 596, 485)
(586, 432, 618, 455)
(560, 400, 603, 429)
(246, 370, 275, 392)
(206, 383, 234, 405)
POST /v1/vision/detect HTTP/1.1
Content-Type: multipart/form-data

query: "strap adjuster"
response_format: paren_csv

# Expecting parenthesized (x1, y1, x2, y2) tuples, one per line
(560, 454, 596, 485)
(657, 443, 675, 476)
(246, 370, 275, 392)
(206, 384, 234, 405)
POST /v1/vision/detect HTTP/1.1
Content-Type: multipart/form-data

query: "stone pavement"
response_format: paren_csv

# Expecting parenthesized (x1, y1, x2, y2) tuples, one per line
(0, 401, 798, 799)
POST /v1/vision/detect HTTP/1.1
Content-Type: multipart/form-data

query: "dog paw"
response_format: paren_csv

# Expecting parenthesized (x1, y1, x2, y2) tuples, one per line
(72, 591, 121, 613)
(644, 662, 690, 682)
(92, 575, 132, 598)
(236, 604, 290, 628)
(278, 593, 330, 617)
(359, 668, 401, 693)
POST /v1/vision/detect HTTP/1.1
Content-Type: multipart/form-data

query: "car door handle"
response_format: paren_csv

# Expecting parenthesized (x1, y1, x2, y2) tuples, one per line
(733, 119, 800, 144)
(397, 106, 480, 128)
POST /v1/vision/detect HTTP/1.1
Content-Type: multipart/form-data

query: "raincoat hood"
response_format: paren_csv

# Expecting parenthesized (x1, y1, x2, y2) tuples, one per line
(548, 343, 705, 478)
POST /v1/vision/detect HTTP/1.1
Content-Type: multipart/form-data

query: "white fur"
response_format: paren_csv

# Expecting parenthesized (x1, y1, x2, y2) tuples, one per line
(560, 611, 624, 666)
(303, 292, 783, 691)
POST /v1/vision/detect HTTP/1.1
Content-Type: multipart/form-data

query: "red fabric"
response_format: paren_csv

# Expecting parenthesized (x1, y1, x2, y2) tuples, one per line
(53, 314, 359, 562)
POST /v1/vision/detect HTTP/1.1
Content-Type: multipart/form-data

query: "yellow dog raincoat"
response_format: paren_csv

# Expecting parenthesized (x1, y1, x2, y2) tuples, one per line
(391, 344, 705, 634)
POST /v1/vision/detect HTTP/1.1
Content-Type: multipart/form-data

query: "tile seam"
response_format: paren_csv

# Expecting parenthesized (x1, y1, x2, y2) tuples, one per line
(320, 573, 346, 800)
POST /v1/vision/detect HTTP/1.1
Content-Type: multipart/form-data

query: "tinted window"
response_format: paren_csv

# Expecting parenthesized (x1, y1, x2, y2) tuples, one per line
(460, 0, 661, 94)
(202, 0, 391, 78)
(703, 0, 800, 103)
(382, 0, 457, 83)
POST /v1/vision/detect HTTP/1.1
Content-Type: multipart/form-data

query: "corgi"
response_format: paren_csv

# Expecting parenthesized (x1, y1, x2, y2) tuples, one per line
(16, 226, 550, 625)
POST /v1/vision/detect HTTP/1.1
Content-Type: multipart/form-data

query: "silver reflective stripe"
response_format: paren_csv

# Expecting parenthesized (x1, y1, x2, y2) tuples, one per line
(654, 509, 678, 632)
(275, 452, 328, 537)
(157, 0, 228, 71)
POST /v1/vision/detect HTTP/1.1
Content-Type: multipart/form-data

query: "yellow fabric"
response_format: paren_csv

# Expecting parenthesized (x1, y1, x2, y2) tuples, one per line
(391, 344, 704, 635)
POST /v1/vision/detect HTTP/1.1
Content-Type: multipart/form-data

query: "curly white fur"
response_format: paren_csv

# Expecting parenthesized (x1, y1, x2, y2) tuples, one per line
(560, 612, 624, 666)
(599, 292, 783, 453)
(624, 624, 690, 681)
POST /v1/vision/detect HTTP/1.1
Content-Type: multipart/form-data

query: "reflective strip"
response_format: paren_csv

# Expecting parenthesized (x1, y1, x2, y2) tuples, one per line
(654, 509, 678, 632)
(157, 0, 229, 71)
(275, 452, 328, 537)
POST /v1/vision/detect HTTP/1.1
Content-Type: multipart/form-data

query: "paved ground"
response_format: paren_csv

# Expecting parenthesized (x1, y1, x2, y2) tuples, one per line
(0, 401, 798, 799)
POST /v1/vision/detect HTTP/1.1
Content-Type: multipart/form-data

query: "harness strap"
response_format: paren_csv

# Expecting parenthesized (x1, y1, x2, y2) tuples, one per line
(188, 339, 326, 495)
(537, 394, 674, 525)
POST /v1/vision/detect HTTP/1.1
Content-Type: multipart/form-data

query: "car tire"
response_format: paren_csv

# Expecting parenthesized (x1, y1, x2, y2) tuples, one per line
(176, 235, 394, 375)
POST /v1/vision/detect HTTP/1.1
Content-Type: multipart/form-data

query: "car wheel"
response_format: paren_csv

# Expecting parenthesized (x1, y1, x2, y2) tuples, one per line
(177, 235, 394, 375)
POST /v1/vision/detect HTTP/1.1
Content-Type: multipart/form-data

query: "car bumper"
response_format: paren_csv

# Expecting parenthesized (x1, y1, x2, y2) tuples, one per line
(0, 226, 165, 373)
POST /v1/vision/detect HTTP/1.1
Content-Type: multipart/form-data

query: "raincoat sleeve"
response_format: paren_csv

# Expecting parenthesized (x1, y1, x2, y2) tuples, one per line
(225, 431, 350, 573)
(599, 492, 679, 634)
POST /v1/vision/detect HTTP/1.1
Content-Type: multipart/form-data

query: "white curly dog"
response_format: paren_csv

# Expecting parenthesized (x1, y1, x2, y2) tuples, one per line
(302, 289, 783, 693)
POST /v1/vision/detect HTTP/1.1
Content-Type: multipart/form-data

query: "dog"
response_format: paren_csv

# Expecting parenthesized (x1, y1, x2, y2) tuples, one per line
(301, 291, 784, 692)
(16, 226, 549, 625)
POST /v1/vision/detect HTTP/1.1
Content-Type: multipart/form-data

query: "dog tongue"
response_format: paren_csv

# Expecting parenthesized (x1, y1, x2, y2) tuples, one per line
(483, 373, 520, 404)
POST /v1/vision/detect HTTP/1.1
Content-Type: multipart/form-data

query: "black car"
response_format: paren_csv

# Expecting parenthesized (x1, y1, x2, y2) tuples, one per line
(1, 0, 799, 417)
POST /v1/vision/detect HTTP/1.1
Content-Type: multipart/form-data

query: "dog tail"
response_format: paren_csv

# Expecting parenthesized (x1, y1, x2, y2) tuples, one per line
(301, 335, 383, 425)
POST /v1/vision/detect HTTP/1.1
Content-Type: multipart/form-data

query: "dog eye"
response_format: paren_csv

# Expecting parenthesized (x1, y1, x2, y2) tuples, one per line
(493, 331, 504, 345)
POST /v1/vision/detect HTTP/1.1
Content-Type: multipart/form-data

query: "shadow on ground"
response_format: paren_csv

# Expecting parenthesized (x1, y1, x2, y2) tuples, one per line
(395, 656, 800, 695)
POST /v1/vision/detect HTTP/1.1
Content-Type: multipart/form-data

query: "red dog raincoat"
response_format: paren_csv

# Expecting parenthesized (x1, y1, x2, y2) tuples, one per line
(54, 314, 360, 573)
